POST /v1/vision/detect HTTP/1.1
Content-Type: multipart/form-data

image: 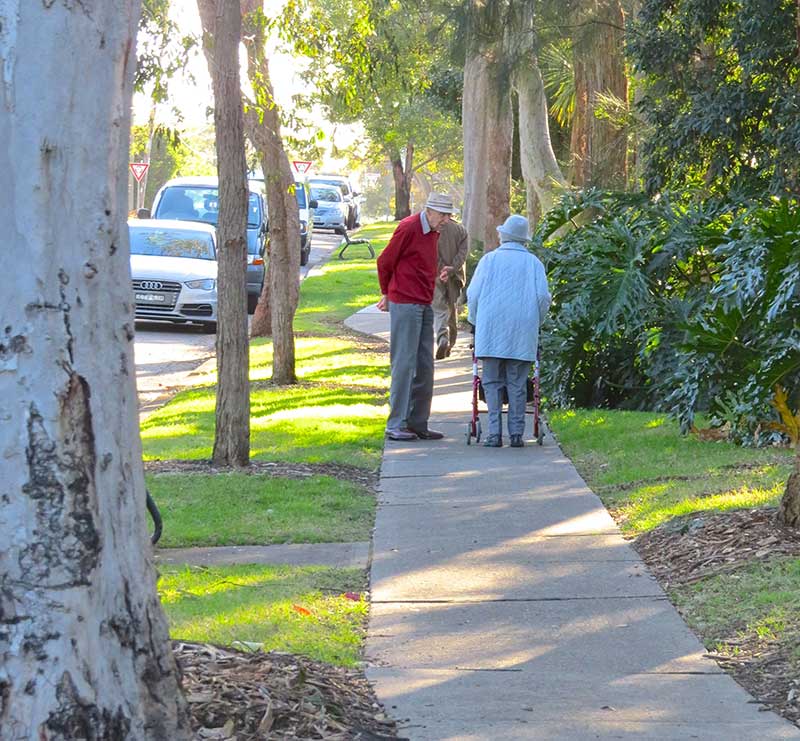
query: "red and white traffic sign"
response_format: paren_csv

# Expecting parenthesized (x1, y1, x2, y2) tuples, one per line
(292, 160, 313, 174)
(129, 162, 150, 183)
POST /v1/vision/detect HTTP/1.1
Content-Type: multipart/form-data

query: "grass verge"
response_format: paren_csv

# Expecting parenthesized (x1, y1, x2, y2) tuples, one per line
(159, 564, 368, 667)
(548, 408, 792, 535)
(146, 473, 374, 548)
(141, 224, 396, 468)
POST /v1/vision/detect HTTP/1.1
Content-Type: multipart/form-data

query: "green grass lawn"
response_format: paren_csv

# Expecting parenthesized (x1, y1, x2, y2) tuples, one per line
(159, 564, 368, 666)
(141, 224, 397, 468)
(548, 408, 793, 535)
(147, 473, 375, 548)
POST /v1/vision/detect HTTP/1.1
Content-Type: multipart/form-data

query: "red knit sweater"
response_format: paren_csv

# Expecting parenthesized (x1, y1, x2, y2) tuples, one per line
(377, 213, 439, 304)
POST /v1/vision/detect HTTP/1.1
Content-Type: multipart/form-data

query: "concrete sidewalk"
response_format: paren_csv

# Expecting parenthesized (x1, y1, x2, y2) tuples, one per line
(346, 306, 799, 740)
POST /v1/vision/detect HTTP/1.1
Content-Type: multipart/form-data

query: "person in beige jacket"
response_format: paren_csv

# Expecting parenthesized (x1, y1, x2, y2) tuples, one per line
(433, 218, 469, 359)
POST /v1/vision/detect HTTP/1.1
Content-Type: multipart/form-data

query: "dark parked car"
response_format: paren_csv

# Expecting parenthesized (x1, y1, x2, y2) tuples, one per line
(295, 180, 317, 266)
(140, 176, 267, 313)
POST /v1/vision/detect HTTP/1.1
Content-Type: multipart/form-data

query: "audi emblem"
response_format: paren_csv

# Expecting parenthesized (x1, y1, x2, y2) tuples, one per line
(139, 281, 163, 291)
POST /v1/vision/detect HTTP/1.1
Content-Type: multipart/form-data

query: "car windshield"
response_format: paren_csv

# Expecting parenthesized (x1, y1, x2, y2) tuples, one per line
(295, 184, 307, 209)
(311, 179, 350, 197)
(156, 186, 262, 227)
(130, 227, 216, 260)
(310, 187, 342, 202)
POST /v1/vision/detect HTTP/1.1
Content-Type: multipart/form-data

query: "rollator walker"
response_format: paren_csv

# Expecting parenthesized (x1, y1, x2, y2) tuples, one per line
(466, 344, 544, 447)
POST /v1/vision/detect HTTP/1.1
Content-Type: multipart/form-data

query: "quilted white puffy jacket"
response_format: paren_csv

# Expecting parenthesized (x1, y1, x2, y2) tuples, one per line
(466, 241, 551, 361)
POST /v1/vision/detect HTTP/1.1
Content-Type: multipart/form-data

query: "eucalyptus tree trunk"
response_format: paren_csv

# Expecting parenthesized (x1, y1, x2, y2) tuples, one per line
(777, 446, 800, 527)
(0, 2, 190, 737)
(569, 0, 628, 189)
(514, 54, 567, 219)
(391, 144, 413, 220)
(462, 40, 513, 252)
(242, 0, 301, 384)
(198, 0, 251, 466)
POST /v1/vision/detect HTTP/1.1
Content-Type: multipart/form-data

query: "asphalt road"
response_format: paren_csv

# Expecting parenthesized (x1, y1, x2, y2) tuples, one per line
(134, 229, 345, 417)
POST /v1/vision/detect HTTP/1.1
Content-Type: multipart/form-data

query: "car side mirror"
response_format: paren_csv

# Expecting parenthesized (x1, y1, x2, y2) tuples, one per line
(137, 208, 151, 219)
(309, 199, 318, 209)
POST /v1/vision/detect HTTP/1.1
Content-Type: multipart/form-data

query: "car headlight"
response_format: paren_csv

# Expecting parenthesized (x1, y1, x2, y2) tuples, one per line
(185, 278, 216, 290)
(300, 220, 307, 234)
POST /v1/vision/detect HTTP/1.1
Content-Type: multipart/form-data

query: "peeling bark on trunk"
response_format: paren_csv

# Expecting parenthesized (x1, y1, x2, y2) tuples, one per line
(241, 2, 301, 384)
(569, 0, 628, 189)
(462, 45, 513, 252)
(198, 0, 251, 467)
(0, 2, 189, 737)
(777, 447, 800, 527)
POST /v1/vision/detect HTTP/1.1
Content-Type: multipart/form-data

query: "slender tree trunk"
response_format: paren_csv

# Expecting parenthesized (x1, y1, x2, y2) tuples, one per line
(251, 259, 273, 335)
(569, 0, 628, 189)
(241, 2, 301, 383)
(198, 0, 251, 467)
(140, 100, 157, 209)
(462, 45, 513, 251)
(391, 153, 412, 219)
(777, 445, 800, 527)
(0, 2, 190, 737)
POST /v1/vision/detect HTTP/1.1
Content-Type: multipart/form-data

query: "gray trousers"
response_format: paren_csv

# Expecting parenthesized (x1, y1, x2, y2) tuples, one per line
(387, 302, 434, 431)
(481, 357, 532, 437)
(432, 280, 459, 348)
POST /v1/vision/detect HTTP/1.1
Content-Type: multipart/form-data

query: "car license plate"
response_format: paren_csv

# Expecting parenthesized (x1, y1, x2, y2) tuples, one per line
(135, 293, 166, 302)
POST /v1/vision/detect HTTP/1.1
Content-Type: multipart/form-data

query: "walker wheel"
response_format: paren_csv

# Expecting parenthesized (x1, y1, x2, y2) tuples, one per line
(476, 419, 482, 443)
(466, 423, 472, 445)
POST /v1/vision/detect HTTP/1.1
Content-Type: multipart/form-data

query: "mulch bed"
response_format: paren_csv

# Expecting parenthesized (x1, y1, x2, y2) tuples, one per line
(632, 507, 800, 726)
(144, 459, 378, 493)
(177, 641, 403, 740)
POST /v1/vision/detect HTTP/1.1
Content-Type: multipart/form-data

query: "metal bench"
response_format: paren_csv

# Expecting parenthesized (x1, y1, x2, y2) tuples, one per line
(337, 230, 375, 259)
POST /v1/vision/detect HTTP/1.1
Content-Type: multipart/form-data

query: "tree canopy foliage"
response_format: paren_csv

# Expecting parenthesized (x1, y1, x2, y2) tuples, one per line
(630, 0, 800, 196)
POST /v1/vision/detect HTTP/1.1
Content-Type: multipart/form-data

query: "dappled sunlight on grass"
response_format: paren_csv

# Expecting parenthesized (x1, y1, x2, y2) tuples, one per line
(142, 335, 389, 466)
(159, 564, 368, 666)
(618, 480, 785, 534)
(549, 408, 794, 535)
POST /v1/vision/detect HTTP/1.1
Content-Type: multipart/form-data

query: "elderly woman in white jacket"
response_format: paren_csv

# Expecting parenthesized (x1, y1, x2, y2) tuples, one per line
(467, 215, 551, 448)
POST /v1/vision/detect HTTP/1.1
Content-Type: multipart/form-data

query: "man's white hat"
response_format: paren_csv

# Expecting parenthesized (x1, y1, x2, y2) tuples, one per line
(425, 192, 459, 214)
(497, 214, 530, 242)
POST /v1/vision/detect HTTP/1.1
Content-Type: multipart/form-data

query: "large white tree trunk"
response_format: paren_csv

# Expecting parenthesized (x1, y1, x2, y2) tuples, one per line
(0, 2, 189, 738)
(515, 59, 567, 217)
(513, 5, 567, 220)
(462, 48, 513, 252)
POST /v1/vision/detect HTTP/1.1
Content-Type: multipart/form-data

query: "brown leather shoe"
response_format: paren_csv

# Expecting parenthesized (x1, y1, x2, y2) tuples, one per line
(435, 336, 449, 360)
(386, 428, 418, 441)
(408, 427, 444, 440)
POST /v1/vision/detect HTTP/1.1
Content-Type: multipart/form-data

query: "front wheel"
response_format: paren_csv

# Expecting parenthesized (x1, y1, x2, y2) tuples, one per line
(200, 322, 217, 334)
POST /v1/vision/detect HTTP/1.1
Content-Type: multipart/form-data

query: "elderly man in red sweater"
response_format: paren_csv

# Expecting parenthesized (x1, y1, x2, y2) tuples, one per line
(377, 193, 458, 441)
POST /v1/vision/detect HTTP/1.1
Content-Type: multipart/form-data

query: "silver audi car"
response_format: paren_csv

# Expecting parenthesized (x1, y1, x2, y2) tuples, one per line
(129, 219, 218, 332)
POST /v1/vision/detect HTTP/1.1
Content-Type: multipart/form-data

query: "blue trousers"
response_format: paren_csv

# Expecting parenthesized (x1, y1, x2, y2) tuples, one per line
(481, 357, 532, 437)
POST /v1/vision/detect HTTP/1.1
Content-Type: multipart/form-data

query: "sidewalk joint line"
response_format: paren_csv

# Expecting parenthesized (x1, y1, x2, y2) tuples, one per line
(373, 594, 667, 604)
